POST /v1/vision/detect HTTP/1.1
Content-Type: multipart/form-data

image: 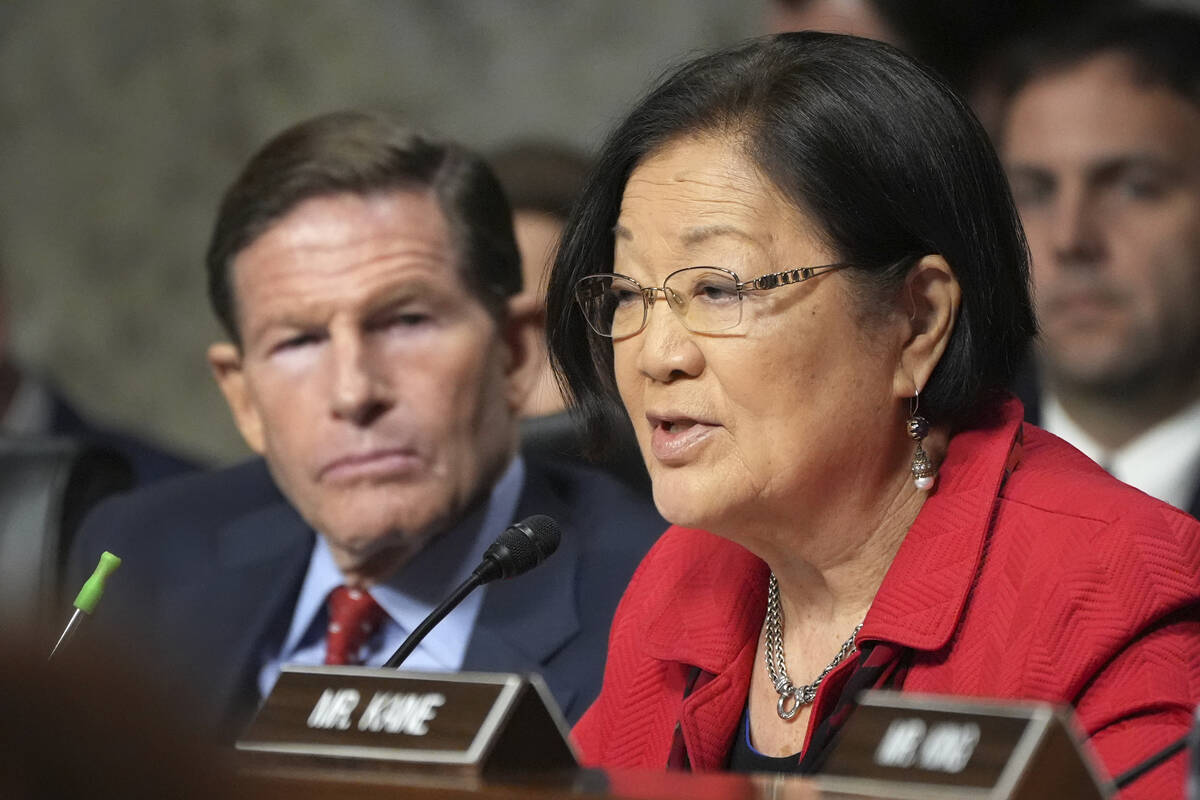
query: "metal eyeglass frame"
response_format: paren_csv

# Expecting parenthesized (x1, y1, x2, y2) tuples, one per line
(575, 262, 852, 338)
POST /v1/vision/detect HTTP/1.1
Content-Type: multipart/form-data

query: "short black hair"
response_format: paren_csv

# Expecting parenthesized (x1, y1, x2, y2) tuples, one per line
(545, 32, 1035, 445)
(206, 110, 520, 343)
(997, 4, 1200, 119)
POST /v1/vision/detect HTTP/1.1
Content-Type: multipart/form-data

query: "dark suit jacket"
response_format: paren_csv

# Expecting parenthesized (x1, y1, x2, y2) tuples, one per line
(1012, 358, 1200, 519)
(67, 456, 664, 742)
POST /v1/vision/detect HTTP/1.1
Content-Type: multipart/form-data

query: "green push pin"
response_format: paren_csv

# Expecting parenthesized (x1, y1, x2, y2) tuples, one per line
(49, 551, 122, 661)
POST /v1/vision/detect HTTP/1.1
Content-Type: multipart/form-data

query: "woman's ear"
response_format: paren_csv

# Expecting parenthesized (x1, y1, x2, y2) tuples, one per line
(892, 254, 961, 398)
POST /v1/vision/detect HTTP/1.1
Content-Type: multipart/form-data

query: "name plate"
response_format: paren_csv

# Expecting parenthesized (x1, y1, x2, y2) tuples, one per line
(816, 690, 1110, 799)
(237, 666, 577, 776)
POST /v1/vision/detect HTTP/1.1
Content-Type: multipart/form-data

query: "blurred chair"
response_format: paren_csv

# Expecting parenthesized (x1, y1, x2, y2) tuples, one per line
(521, 412, 651, 500)
(0, 436, 132, 632)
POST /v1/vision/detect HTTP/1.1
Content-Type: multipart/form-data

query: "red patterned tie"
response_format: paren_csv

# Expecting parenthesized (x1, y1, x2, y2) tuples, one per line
(323, 586, 387, 666)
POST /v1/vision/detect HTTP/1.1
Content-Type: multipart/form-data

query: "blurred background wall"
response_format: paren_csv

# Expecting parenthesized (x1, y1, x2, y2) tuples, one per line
(0, 0, 761, 464)
(3, 0, 1195, 466)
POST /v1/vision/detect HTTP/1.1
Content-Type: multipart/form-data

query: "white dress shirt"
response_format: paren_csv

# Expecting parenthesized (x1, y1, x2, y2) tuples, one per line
(1041, 392, 1200, 512)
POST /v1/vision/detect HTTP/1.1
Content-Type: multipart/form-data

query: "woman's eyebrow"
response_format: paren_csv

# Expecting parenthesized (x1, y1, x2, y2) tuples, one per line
(612, 222, 756, 247)
(679, 223, 755, 248)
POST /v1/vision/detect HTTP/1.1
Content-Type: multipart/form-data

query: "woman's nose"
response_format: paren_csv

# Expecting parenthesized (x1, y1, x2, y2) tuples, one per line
(632, 299, 704, 383)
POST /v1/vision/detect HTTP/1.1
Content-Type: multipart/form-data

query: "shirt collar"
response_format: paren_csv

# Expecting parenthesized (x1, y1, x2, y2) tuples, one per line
(1041, 391, 1200, 511)
(278, 455, 526, 663)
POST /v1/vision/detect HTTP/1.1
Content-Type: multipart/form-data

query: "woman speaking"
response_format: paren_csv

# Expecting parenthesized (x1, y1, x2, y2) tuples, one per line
(544, 32, 1200, 796)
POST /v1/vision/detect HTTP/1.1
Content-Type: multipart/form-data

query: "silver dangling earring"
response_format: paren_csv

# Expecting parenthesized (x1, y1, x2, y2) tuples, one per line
(907, 392, 936, 491)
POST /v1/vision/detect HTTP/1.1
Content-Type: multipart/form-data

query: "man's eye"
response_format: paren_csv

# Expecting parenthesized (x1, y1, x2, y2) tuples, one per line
(1008, 175, 1053, 208)
(380, 312, 432, 328)
(276, 333, 321, 351)
(1115, 174, 1165, 201)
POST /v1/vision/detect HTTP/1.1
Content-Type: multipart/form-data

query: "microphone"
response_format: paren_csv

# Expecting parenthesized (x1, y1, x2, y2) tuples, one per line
(382, 515, 561, 669)
(471, 514, 561, 583)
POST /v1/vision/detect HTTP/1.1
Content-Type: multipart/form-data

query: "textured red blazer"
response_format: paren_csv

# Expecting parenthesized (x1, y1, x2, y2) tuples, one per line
(573, 399, 1200, 799)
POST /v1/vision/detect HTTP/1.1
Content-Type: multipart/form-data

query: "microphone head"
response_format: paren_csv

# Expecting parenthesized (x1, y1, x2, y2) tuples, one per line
(479, 514, 561, 582)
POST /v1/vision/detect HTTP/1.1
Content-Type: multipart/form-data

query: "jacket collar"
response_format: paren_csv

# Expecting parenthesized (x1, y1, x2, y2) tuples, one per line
(860, 399, 1023, 653)
(635, 398, 1026, 670)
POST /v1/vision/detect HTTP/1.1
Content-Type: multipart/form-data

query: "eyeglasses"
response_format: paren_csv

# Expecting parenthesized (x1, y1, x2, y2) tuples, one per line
(574, 263, 851, 339)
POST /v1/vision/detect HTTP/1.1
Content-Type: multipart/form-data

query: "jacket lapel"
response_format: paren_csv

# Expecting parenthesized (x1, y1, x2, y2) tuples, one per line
(169, 498, 314, 740)
(642, 534, 765, 771)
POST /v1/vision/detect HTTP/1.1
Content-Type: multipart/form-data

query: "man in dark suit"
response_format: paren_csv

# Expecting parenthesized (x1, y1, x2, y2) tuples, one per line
(68, 111, 663, 741)
(997, 7, 1200, 519)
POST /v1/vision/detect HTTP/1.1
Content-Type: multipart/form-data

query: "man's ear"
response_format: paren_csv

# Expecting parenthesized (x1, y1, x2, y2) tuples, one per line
(207, 342, 266, 454)
(892, 254, 962, 399)
(499, 293, 546, 414)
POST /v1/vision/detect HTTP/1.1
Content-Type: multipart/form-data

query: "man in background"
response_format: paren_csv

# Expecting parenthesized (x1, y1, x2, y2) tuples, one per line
(490, 142, 652, 497)
(489, 142, 591, 418)
(69, 111, 663, 740)
(999, 6, 1200, 518)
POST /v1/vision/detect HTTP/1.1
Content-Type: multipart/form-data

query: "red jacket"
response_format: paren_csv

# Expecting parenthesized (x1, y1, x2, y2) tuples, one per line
(574, 399, 1200, 799)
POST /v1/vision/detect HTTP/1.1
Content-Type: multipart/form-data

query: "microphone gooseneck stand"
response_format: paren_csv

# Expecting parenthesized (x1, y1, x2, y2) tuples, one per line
(383, 572, 485, 669)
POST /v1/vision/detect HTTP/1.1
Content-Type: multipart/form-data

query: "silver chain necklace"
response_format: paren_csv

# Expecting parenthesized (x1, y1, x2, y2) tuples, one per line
(764, 572, 863, 720)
